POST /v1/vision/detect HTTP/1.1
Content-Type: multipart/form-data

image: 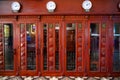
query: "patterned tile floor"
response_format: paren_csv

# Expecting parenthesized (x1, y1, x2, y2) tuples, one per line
(0, 76, 120, 80)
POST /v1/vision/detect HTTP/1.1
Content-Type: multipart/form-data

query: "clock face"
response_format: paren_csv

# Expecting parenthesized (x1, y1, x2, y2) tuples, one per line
(46, 1, 56, 12)
(11, 2, 21, 11)
(82, 0, 92, 11)
(119, 2, 120, 8)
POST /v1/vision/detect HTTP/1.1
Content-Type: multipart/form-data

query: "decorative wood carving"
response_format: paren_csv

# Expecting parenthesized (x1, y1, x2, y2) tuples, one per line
(20, 24, 26, 70)
(65, 16, 86, 21)
(0, 16, 16, 20)
(18, 16, 39, 21)
(100, 23, 107, 72)
(0, 15, 119, 76)
(0, 24, 4, 70)
(41, 16, 63, 21)
(48, 24, 55, 71)
(77, 23, 84, 72)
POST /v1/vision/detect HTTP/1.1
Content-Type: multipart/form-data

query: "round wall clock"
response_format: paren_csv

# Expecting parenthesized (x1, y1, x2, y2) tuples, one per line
(46, 1, 56, 12)
(82, 0, 92, 12)
(11, 2, 21, 13)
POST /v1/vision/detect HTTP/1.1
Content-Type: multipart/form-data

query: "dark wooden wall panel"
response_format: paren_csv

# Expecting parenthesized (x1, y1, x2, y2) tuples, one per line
(0, 0, 120, 15)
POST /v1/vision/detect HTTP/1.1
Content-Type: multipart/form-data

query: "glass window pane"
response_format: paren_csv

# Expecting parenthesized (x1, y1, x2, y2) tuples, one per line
(43, 24, 47, 70)
(55, 23, 60, 70)
(4, 24, 14, 70)
(113, 23, 120, 72)
(66, 23, 76, 71)
(90, 23, 99, 71)
(26, 24, 36, 70)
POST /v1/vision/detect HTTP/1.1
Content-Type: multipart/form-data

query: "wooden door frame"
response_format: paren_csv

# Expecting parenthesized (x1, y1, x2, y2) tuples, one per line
(87, 16, 110, 76)
(40, 21, 63, 76)
(110, 16, 120, 77)
(63, 20, 85, 76)
(17, 16, 39, 76)
(39, 16, 63, 76)
(0, 15, 119, 76)
(0, 19, 17, 76)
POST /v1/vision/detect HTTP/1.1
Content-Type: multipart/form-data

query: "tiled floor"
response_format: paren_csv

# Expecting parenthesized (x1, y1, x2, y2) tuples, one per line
(0, 76, 120, 80)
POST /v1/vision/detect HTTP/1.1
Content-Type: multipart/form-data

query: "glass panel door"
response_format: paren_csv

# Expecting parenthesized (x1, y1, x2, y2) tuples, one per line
(65, 22, 84, 75)
(43, 24, 47, 70)
(66, 23, 76, 71)
(4, 24, 14, 70)
(113, 23, 120, 72)
(90, 23, 99, 71)
(55, 24, 60, 70)
(42, 23, 61, 75)
(19, 23, 38, 75)
(89, 22, 107, 73)
(26, 24, 36, 70)
(0, 23, 15, 72)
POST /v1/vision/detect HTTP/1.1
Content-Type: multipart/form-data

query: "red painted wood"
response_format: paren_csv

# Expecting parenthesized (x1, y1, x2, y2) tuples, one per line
(40, 20, 63, 76)
(0, 0, 120, 15)
(0, 19, 17, 76)
(0, 15, 120, 76)
(0, 23, 4, 71)
(16, 17, 39, 76)
(0, 0, 120, 77)
(111, 17, 120, 77)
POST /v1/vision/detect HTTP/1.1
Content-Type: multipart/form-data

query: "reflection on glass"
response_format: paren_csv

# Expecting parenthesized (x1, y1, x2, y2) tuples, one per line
(43, 24, 47, 70)
(113, 23, 120, 72)
(90, 23, 99, 71)
(4, 24, 14, 70)
(66, 23, 76, 71)
(26, 24, 36, 70)
(55, 24, 59, 70)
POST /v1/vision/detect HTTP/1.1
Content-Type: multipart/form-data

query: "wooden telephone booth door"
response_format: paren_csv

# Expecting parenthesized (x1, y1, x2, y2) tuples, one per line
(87, 20, 109, 76)
(18, 21, 38, 76)
(41, 22, 62, 76)
(112, 18, 120, 76)
(64, 22, 85, 76)
(0, 22, 16, 75)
